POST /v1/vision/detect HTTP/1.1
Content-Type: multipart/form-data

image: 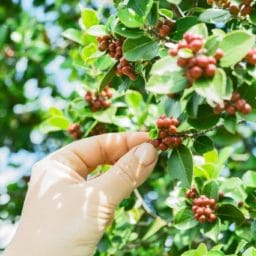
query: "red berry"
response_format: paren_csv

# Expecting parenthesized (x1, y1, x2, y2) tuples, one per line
(189, 40, 203, 52)
(189, 66, 203, 79)
(163, 137, 172, 146)
(226, 105, 236, 115)
(214, 49, 224, 60)
(178, 40, 188, 49)
(209, 214, 217, 222)
(196, 56, 209, 68)
(159, 25, 171, 37)
(192, 205, 198, 212)
(187, 57, 197, 67)
(208, 56, 217, 64)
(177, 58, 188, 67)
(205, 64, 216, 77)
(169, 125, 177, 134)
(229, 5, 239, 15)
(204, 207, 212, 216)
(156, 119, 165, 128)
(235, 99, 246, 111)
(151, 139, 160, 148)
(241, 5, 252, 15)
(159, 143, 168, 151)
(231, 92, 241, 102)
(214, 104, 223, 115)
(159, 130, 167, 138)
(171, 118, 179, 126)
(198, 215, 206, 223)
(241, 103, 252, 114)
(170, 48, 178, 57)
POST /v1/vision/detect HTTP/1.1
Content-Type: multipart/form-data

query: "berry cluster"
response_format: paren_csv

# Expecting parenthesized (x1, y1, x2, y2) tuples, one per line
(245, 48, 256, 65)
(97, 35, 123, 60)
(192, 195, 217, 223)
(207, 0, 254, 16)
(116, 57, 136, 80)
(170, 33, 224, 84)
(85, 86, 113, 112)
(214, 92, 252, 115)
(150, 115, 183, 151)
(67, 123, 83, 140)
(186, 187, 198, 199)
(157, 19, 175, 38)
(97, 35, 136, 80)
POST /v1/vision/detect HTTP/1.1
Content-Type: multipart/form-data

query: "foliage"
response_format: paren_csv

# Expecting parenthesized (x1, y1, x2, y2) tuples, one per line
(1, 0, 256, 255)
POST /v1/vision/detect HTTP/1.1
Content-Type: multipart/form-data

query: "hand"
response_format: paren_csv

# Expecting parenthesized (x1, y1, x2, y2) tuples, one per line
(4, 132, 158, 256)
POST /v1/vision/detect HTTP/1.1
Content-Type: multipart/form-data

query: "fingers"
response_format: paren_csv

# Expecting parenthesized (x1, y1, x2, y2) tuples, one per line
(48, 132, 149, 178)
(92, 143, 158, 204)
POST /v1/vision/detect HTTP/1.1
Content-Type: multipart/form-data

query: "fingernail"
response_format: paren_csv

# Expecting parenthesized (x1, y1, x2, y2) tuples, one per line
(134, 143, 157, 166)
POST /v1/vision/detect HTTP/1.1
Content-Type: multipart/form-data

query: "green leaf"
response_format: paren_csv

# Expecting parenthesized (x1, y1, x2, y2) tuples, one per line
(202, 180, 219, 200)
(219, 178, 247, 203)
(87, 25, 107, 37)
(243, 247, 256, 256)
(204, 35, 221, 56)
(188, 104, 220, 130)
(127, 0, 154, 17)
(168, 145, 193, 188)
(99, 63, 117, 91)
(123, 36, 159, 61)
(174, 208, 198, 230)
(149, 128, 158, 139)
(46, 116, 70, 130)
(219, 31, 255, 67)
(146, 1, 159, 26)
(114, 23, 144, 38)
(142, 217, 167, 240)
(118, 8, 143, 28)
(242, 171, 256, 188)
(62, 28, 85, 45)
(199, 9, 231, 24)
(81, 43, 97, 63)
(187, 23, 208, 38)
(125, 90, 143, 109)
(93, 107, 117, 123)
(159, 9, 173, 19)
(223, 115, 237, 134)
(194, 69, 228, 105)
(147, 56, 187, 94)
(193, 136, 214, 155)
(217, 204, 245, 224)
(81, 8, 99, 29)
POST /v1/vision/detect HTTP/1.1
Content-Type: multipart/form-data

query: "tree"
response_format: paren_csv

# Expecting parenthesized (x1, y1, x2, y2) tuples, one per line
(1, 0, 256, 255)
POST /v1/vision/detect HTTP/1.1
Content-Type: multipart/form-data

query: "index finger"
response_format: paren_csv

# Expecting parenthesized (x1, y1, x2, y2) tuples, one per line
(48, 132, 150, 177)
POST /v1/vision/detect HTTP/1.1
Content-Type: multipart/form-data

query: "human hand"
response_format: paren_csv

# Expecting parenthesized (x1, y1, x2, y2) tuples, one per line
(4, 132, 158, 256)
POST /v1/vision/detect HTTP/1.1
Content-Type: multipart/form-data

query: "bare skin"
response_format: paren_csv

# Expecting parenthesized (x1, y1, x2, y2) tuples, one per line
(4, 132, 158, 256)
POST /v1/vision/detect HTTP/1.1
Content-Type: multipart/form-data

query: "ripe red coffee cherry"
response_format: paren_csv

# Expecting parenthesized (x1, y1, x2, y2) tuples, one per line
(192, 205, 198, 212)
(214, 49, 224, 60)
(159, 130, 167, 138)
(187, 57, 197, 67)
(163, 137, 172, 146)
(231, 92, 240, 102)
(189, 40, 203, 52)
(156, 119, 165, 128)
(205, 64, 216, 77)
(235, 99, 246, 111)
(208, 56, 217, 64)
(159, 143, 168, 151)
(229, 5, 240, 15)
(178, 40, 188, 49)
(241, 103, 252, 114)
(169, 125, 177, 134)
(196, 56, 209, 68)
(177, 58, 188, 67)
(159, 25, 171, 37)
(198, 215, 206, 223)
(170, 48, 178, 57)
(209, 214, 217, 222)
(151, 139, 160, 148)
(189, 66, 203, 79)
(241, 5, 252, 15)
(214, 104, 223, 115)
(226, 105, 236, 115)
(204, 207, 212, 216)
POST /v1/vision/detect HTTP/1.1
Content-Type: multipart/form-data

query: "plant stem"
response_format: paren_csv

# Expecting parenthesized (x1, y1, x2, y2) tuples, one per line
(170, 4, 185, 18)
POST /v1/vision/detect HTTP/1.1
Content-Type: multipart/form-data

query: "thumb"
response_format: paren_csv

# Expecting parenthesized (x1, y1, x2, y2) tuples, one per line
(93, 143, 158, 204)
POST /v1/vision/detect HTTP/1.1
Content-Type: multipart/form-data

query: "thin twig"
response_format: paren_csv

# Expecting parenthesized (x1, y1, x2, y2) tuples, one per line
(170, 4, 185, 18)
(176, 120, 246, 138)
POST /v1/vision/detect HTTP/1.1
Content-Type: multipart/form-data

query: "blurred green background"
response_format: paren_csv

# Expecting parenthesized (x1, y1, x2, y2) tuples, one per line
(0, 0, 113, 252)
